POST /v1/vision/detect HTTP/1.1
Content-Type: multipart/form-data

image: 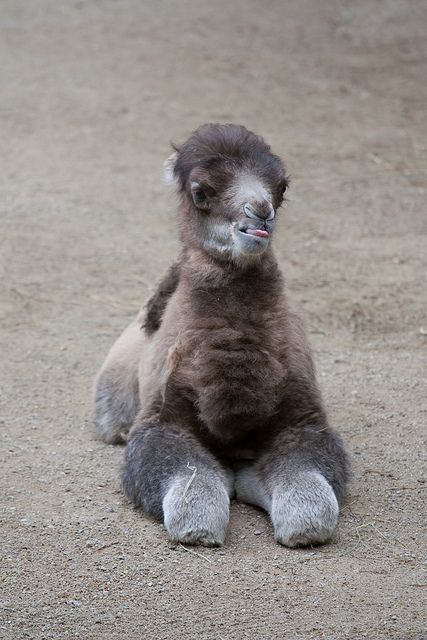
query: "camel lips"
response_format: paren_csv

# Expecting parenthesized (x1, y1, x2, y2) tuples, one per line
(245, 228, 269, 238)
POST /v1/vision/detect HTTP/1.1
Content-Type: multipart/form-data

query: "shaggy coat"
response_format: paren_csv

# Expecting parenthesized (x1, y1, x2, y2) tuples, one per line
(94, 124, 349, 547)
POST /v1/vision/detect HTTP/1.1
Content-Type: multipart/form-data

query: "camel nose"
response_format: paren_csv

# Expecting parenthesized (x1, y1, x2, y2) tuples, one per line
(244, 202, 275, 222)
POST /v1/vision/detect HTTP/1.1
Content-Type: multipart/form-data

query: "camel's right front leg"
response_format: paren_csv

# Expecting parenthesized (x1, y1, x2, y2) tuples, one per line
(122, 422, 232, 547)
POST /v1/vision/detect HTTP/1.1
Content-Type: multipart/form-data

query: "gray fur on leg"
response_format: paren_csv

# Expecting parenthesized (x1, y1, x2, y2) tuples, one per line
(163, 470, 230, 547)
(93, 371, 139, 444)
(271, 471, 339, 548)
(123, 424, 232, 545)
(234, 465, 271, 511)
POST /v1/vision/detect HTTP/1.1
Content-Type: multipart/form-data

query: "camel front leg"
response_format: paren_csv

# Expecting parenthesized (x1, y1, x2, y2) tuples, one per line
(123, 422, 232, 547)
(235, 424, 349, 547)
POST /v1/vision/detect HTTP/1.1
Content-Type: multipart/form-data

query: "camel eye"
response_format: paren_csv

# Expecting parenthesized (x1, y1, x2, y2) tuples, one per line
(194, 189, 206, 203)
(190, 181, 211, 209)
(275, 180, 288, 206)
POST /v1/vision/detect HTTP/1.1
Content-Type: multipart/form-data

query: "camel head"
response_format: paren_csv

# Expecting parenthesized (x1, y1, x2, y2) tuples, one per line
(164, 123, 289, 265)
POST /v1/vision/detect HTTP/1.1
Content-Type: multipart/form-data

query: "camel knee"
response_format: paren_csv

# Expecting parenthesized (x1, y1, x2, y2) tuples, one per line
(93, 320, 145, 444)
(93, 367, 139, 444)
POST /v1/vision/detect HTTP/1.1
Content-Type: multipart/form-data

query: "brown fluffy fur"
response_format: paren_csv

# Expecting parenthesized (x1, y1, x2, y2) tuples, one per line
(94, 123, 349, 547)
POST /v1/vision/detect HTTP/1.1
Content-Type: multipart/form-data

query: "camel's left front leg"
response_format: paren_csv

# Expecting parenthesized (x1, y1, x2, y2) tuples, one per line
(235, 422, 350, 547)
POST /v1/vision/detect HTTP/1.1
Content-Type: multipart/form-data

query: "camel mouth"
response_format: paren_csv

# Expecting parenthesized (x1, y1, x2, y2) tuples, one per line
(236, 225, 271, 241)
(243, 228, 269, 238)
(232, 223, 272, 257)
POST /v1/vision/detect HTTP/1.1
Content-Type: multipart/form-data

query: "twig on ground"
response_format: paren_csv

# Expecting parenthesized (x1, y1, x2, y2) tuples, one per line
(95, 540, 120, 552)
(179, 543, 213, 564)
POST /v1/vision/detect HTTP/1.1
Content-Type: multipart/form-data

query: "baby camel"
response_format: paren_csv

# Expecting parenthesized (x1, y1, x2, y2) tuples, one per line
(94, 123, 349, 548)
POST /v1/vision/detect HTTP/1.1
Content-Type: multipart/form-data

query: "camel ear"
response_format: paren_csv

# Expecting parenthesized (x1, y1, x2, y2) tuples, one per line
(163, 151, 178, 185)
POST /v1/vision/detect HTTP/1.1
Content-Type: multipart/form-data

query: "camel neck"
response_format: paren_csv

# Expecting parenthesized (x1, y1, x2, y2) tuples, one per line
(181, 249, 284, 313)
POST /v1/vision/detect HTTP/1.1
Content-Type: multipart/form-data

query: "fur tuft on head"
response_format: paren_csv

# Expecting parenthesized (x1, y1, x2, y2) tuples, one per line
(163, 151, 178, 185)
(170, 123, 288, 196)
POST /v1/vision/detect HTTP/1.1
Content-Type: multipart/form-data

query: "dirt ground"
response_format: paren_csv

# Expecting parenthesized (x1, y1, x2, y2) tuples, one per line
(1, 1, 426, 638)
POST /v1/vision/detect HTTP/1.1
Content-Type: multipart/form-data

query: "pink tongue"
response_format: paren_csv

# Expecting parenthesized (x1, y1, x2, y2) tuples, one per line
(246, 229, 269, 238)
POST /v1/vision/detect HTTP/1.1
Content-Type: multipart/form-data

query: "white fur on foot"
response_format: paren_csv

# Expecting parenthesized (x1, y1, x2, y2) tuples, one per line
(163, 475, 230, 547)
(271, 471, 339, 547)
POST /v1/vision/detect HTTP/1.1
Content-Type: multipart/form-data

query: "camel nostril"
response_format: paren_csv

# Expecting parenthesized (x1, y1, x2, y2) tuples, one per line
(244, 202, 275, 221)
(266, 203, 275, 221)
(244, 203, 259, 220)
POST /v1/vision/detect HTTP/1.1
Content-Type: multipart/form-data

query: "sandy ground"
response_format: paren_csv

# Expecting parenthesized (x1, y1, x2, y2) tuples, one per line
(1, 1, 426, 638)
